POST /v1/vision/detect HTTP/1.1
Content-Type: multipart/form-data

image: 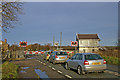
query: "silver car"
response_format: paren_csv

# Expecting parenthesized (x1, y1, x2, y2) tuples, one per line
(65, 53, 107, 74)
(49, 51, 69, 64)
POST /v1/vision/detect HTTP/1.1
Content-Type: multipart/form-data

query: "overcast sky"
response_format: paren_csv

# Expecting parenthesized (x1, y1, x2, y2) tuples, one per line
(2, 2, 118, 46)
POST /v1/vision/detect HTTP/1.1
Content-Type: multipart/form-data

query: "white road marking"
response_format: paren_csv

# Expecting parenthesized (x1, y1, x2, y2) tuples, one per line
(57, 70, 63, 74)
(106, 70, 119, 76)
(108, 71, 114, 74)
(43, 63, 46, 65)
(49, 66, 51, 68)
(52, 67, 56, 70)
(114, 72, 120, 76)
(118, 74, 120, 77)
(65, 75, 72, 78)
(114, 73, 118, 76)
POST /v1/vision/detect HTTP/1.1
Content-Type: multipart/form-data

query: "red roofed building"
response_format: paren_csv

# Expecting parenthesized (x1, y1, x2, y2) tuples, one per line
(76, 34, 100, 53)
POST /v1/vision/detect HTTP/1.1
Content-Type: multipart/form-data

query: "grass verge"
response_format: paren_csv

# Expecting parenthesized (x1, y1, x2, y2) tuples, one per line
(102, 56, 119, 65)
(2, 61, 19, 78)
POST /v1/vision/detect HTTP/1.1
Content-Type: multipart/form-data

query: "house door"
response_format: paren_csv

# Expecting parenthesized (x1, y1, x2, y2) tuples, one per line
(92, 49, 95, 52)
(83, 49, 85, 53)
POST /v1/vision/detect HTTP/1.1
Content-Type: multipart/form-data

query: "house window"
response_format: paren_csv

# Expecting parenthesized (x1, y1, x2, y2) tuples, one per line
(80, 41, 82, 44)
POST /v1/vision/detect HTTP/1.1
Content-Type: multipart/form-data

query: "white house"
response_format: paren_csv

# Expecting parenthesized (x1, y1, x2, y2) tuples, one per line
(76, 34, 100, 53)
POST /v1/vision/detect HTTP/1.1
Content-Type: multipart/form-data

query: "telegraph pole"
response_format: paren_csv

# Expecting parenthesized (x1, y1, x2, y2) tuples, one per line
(53, 36, 55, 51)
(60, 32, 62, 50)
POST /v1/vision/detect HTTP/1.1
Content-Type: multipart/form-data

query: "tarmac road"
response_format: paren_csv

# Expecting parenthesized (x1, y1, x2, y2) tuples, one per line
(10, 57, 66, 79)
(35, 55, 119, 78)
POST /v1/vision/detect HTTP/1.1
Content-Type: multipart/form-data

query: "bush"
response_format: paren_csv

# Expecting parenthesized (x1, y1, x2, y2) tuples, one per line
(2, 61, 19, 78)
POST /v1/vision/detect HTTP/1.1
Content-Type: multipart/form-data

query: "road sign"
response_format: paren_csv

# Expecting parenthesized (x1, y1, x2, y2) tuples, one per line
(54, 42, 59, 46)
(71, 41, 78, 46)
(19, 41, 27, 47)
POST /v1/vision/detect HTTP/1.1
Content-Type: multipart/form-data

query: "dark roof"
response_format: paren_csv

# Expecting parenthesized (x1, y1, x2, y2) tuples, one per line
(77, 34, 100, 40)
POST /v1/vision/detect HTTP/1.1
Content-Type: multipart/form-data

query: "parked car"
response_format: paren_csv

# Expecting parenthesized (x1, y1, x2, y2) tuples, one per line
(49, 51, 69, 64)
(43, 51, 51, 60)
(65, 53, 107, 75)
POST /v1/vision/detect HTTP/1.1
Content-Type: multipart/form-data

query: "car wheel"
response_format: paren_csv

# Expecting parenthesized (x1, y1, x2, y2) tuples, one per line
(101, 70, 105, 73)
(77, 66, 85, 75)
(65, 63, 70, 70)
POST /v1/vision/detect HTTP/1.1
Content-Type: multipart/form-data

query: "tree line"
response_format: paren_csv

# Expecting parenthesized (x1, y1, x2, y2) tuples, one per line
(9, 43, 51, 51)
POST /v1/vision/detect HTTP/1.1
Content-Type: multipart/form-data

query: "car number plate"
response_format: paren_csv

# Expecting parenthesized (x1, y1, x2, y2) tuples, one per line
(60, 57, 65, 59)
(92, 62, 101, 65)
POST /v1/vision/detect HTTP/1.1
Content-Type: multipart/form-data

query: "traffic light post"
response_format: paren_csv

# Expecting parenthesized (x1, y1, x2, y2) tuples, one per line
(53, 36, 55, 51)
(71, 41, 78, 55)
(75, 46, 77, 55)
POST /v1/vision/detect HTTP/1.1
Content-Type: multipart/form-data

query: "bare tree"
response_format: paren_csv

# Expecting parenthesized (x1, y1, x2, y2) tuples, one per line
(9, 44, 20, 51)
(2, 2, 23, 32)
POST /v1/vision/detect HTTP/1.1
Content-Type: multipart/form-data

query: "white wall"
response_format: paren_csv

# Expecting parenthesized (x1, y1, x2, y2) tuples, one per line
(78, 39, 99, 53)
(79, 39, 99, 47)
(79, 47, 99, 53)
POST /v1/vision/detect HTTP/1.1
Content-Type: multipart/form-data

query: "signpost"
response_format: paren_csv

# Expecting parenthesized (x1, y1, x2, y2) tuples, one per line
(71, 41, 78, 46)
(19, 41, 27, 47)
(71, 41, 78, 54)
(54, 42, 59, 46)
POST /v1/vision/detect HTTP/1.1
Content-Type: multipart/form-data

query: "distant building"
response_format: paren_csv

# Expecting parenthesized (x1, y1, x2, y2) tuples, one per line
(76, 34, 100, 53)
(0, 39, 9, 52)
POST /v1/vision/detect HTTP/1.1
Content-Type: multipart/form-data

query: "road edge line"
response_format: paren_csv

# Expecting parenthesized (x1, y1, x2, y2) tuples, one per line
(65, 74, 72, 78)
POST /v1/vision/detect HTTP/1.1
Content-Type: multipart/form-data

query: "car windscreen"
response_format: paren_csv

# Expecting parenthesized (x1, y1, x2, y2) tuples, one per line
(85, 54, 103, 60)
(56, 52, 67, 55)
